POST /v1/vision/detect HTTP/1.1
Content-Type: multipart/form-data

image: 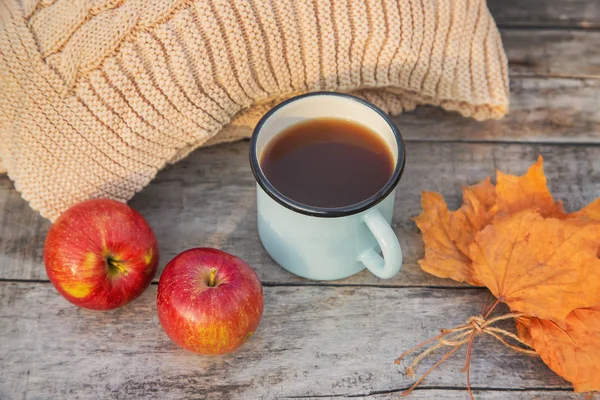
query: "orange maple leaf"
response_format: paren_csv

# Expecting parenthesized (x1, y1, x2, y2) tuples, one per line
(470, 210, 600, 323)
(414, 156, 570, 285)
(413, 178, 495, 285)
(517, 308, 600, 392)
(571, 198, 600, 221)
(495, 156, 565, 218)
(406, 157, 600, 397)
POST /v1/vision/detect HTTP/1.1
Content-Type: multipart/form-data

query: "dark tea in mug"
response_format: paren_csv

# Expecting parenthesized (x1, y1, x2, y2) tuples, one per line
(260, 118, 394, 208)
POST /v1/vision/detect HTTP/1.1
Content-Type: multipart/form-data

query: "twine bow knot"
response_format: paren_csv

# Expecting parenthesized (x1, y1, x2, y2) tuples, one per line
(468, 316, 485, 333)
(396, 308, 537, 399)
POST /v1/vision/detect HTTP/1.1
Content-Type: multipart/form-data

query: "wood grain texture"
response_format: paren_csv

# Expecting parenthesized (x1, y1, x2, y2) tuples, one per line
(305, 390, 590, 399)
(1, 3, 599, 399)
(0, 283, 579, 400)
(0, 176, 49, 279)
(2, 141, 599, 286)
(396, 78, 600, 143)
(489, 0, 600, 28)
(502, 30, 600, 78)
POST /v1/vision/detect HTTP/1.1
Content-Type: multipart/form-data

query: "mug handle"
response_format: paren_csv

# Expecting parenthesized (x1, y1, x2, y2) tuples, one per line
(359, 209, 403, 279)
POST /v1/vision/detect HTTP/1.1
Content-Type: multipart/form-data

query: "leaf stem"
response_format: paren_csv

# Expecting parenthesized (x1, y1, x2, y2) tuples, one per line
(483, 298, 501, 319)
(481, 292, 492, 315)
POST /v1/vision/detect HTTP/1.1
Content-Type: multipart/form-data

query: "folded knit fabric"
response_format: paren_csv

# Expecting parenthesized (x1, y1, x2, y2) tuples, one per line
(0, 0, 508, 220)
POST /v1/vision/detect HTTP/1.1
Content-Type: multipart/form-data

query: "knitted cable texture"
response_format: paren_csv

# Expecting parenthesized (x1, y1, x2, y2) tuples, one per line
(0, 0, 509, 220)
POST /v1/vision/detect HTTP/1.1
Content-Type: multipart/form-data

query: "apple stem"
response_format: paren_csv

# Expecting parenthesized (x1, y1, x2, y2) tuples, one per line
(209, 268, 217, 287)
(107, 258, 128, 276)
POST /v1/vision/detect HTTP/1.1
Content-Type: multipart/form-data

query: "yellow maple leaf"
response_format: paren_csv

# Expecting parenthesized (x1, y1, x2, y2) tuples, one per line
(407, 156, 600, 397)
(413, 178, 495, 285)
(470, 210, 600, 323)
(570, 198, 600, 221)
(495, 156, 565, 218)
(517, 308, 600, 392)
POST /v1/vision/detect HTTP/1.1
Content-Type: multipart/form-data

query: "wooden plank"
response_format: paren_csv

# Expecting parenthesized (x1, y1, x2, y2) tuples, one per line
(502, 30, 600, 78)
(0, 283, 576, 399)
(489, 0, 600, 28)
(1, 140, 600, 286)
(396, 77, 600, 143)
(0, 176, 48, 280)
(305, 390, 586, 399)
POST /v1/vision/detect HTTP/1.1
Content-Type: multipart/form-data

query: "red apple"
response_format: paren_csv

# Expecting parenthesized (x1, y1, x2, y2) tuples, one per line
(157, 248, 264, 355)
(44, 199, 159, 310)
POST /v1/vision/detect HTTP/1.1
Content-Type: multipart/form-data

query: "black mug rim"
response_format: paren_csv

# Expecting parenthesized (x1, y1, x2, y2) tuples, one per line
(249, 91, 406, 218)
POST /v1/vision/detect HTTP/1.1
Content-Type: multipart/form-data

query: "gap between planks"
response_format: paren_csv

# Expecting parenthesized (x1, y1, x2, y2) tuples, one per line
(279, 387, 577, 399)
(0, 278, 488, 290)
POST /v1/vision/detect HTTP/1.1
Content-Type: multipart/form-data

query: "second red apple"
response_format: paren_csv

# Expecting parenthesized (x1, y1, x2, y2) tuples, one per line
(157, 248, 264, 355)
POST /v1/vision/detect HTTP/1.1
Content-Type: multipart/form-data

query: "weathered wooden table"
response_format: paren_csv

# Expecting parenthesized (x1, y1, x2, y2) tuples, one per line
(2, 2, 599, 399)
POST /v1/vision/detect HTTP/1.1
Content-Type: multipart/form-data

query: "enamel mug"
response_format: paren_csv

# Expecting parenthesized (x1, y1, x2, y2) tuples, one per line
(250, 92, 406, 280)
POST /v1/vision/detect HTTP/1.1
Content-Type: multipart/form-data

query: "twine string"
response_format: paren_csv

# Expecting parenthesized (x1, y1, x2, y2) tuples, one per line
(396, 312, 537, 398)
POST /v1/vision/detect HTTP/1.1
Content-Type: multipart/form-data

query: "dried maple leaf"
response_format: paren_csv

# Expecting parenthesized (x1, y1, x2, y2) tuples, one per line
(413, 178, 495, 285)
(571, 198, 600, 221)
(470, 210, 600, 323)
(461, 177, 498, 229)
(414, 157, 567, 285)
(496, 155, 598, 221)
(517, 308, 600, 392)
(495, 156, 565, 218)
(407, 156, 600, 398)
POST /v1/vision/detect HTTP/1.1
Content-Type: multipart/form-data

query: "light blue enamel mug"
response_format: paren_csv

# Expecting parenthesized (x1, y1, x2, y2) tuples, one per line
(250, 92, 406, 280)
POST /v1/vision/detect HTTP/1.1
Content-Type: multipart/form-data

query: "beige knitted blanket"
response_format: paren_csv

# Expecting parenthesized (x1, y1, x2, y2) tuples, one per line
(0, 0, 508, 220)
